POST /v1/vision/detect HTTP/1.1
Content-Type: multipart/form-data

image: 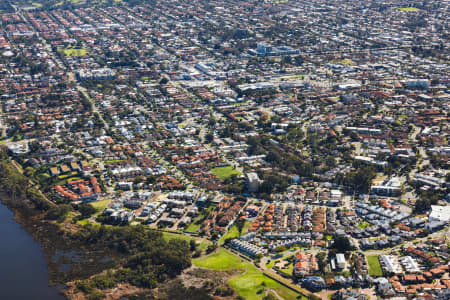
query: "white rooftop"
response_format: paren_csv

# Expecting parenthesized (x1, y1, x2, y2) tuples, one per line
(429, 205, 450, 223)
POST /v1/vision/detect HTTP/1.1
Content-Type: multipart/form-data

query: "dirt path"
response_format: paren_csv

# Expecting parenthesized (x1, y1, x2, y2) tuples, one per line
(226, 247, 311, 298)
(266, 288, 284, 300)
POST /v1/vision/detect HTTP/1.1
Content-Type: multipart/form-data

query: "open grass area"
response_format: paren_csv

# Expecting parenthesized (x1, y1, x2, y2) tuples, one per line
(219, 220, 251, 243)
(54, 175, 81, 186)
(367, 255, 383, 277)
(194, 248, 300, 300)
(90, 199, 110, 212)
(266, 259, 276, 270)
(398, 7, 419, 12)
(340, 59, 356, 65)
(194, 248, 247, 270)
(57, 171, 78, 180)
(358, 222, 370, 229)
(104, 159, 126, 164)
(162, 231, 211, 252)
(58, 47, 88, 57)
(57, 211, 76, 224)
(331, 59, 356, 66)
(77, 219, 91, 226)
(185, 220, 202, 233)
(211, 165, 242, 179)
(67, 177, 82, 182)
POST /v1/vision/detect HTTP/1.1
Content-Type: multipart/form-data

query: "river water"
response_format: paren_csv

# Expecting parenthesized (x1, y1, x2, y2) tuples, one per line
(0, 202, 65, 299)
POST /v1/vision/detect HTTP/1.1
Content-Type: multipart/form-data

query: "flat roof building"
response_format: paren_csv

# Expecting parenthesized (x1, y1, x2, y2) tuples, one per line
(429, 205, 450, 223)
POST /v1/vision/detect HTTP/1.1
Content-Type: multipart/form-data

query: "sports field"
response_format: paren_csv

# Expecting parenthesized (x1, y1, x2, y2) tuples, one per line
(211, 166, 242, 179)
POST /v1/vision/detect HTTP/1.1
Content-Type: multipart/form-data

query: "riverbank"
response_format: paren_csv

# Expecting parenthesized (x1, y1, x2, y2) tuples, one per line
(0, 151, 231, 300)
(0, 201, 65, 299)
(0, 157, 118, 299)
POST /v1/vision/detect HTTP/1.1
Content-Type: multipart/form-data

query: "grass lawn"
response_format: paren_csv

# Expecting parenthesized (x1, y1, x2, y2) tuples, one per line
(54, 176, 81, 186)
(266, 259, 276, 270)
(76, 219, 112, 228)
(219, 221, 251, 244)
(90, 199, 111, 212)
(340, 59, 356, 65)
(281, 262, 293, 274)
(367, 255, 383, 277)
(331, 59, 356, 66)
(194, 248, 247, 270)
(398, 7, 419, 12)
(162, 231, 210, 252)
(194, 248, 300, 300)
(57, 171, 78, 180)
(185, 221, 202, 233)
(67, 177, 82, 182)
(358, 222, 370, 229)
(103, 159, 126, 164)
(58, 211, 76, 224)
(77, 219, 91, 226)
(211, 166, 242, 180)
(58, 47, 88, 57)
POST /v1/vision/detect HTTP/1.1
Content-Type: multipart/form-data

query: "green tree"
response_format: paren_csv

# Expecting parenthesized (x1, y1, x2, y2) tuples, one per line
(343, 166, 376, 193)
(45, 204, 72, 222)
(316, 252, 327, 274)
(79, 203, 97, 218)
(189, 239, 197, 252)
(206, 241, 218, 254)
(235, 218, 246, 237)
(205, 132, 214, 143)
(331, 236, 353, 252)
